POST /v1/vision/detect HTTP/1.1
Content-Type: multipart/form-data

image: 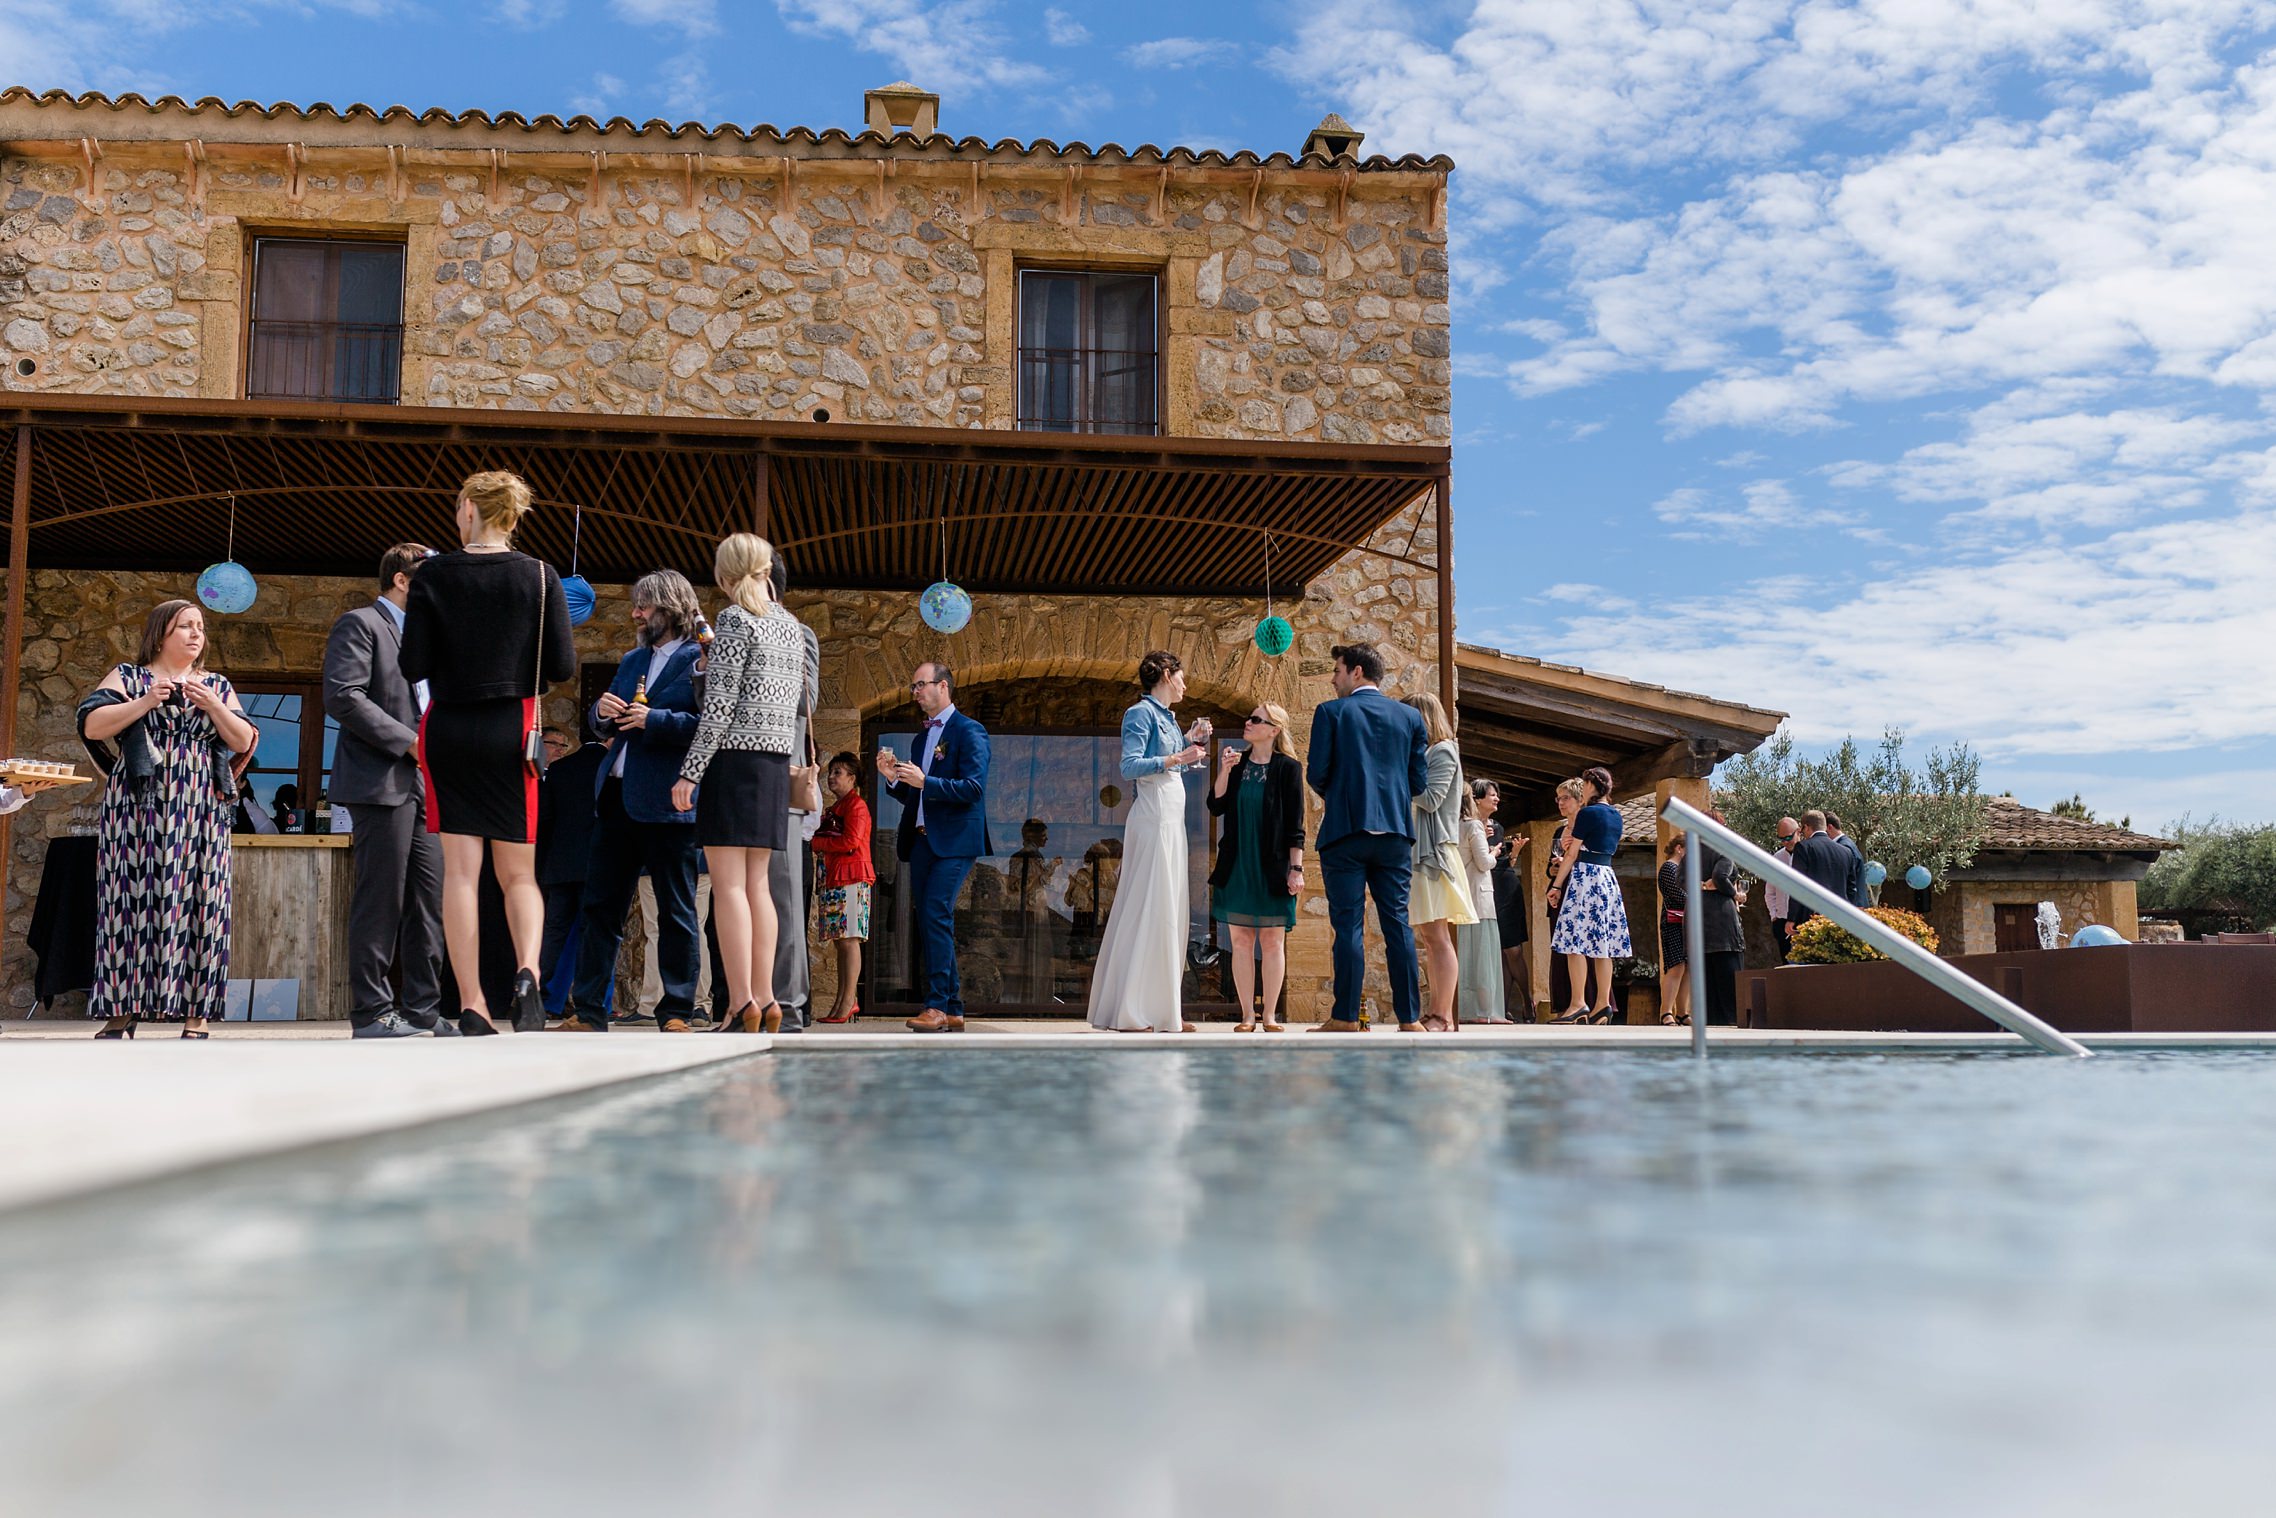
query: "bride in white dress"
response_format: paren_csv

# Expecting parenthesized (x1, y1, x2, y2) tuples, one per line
(1088, 651, 1210, 1032)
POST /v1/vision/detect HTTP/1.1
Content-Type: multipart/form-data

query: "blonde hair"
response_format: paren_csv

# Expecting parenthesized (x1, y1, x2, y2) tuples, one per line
(459, 471, 533, 537)
(1403, 691, 1455, 745)
(713, 532, 777, 617)
(1256, 699, 1298, 761)
(1556, 777, 1588, 804)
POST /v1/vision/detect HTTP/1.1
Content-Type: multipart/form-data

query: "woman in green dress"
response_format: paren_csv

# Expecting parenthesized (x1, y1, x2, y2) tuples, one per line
(1207, 700, 1305, 1031)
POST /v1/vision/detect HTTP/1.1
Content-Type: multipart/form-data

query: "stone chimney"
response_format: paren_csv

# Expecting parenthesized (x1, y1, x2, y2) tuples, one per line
(864, 82, 940, 139)
(1302, 113, 1365, 160)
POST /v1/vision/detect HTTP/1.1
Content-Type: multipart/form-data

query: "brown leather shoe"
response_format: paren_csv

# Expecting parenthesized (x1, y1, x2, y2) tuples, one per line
(906, 1009, 966, 1033)
(659, 1018, 691, 1033)
(546, 1017, 605, 1032)
(1312, 1018, 1364, 1032)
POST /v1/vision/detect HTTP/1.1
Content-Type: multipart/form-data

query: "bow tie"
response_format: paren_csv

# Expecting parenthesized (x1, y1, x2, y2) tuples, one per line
(924, 718, 944, 730)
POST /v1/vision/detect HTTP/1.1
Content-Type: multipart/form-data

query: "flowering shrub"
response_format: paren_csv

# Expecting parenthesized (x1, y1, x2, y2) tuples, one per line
(1788, 907, 1940, 964)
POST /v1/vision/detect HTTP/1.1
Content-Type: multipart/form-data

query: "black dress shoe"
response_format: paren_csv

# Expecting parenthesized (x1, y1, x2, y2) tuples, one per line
(352, 1012, 423, 1040)
(510, 970, 546, 1032)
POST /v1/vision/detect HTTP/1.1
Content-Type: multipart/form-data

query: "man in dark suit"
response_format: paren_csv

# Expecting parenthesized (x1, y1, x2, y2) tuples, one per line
(323, 542, 448, 1039)
(535, 725, 607, 1017)
(554, 571, 707, 1032)
(1824, 811, 1870, 907)
(882, 659, 990, 1033)
(1305, 641, 1430, 1030)
(1785, 810, 1855, 933)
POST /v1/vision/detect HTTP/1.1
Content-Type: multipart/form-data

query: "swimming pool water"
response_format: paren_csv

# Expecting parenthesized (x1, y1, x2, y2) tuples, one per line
(3, 1048, 2274, 1517)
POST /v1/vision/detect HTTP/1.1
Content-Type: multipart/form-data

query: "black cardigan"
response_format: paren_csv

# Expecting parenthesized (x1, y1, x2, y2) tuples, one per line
(400, 549, 577, 704)
(1205, 751, 1306, 894)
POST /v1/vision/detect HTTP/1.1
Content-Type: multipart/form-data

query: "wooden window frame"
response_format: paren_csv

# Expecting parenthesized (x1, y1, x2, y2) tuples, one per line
(240, 229, 410, 405)
(1014, 266, 1164, 437)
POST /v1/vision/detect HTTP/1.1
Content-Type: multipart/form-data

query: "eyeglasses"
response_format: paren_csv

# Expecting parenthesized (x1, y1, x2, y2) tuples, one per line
(910, 677, 942, 691)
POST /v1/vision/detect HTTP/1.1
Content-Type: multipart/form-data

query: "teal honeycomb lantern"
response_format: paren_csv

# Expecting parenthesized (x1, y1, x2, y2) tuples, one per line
(1254, 614, 1293, 657)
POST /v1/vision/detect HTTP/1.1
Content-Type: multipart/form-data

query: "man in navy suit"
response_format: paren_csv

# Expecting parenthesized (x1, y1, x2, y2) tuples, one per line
(1306, 642, 1430, 1030)
(554, 571, 707, 1032)
(882, 660, 990, 1033)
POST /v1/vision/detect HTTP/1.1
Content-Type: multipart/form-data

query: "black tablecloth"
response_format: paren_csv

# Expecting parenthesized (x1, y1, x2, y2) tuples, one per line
(26, 835, 98, 1008)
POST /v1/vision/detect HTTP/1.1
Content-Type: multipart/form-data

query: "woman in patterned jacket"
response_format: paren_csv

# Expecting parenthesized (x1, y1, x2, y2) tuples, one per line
(670, 533, 809, 1034)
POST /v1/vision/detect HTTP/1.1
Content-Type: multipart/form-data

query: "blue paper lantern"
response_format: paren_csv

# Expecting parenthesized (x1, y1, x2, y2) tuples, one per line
(1254, 615, 1293, 657)
(920, 581, 973, 634)
(1864, 860, 1887, 888)
(1905, 864, 1933, 890)
(2070, 924, 2125, 947)
(560, 574, 596, 627)
(195, 561, 257, 615)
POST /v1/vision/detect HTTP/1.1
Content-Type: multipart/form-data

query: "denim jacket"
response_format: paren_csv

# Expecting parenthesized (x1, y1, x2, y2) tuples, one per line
(1119, 696, 1186, 779)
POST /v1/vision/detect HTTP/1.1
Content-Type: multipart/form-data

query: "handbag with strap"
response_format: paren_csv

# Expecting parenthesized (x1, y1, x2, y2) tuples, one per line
(787, 699, 821, 814)
(522, 562, 549, 775)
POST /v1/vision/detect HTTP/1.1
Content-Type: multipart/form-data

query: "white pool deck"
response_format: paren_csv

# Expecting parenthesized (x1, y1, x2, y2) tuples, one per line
(4, 1018, 2271, 1211)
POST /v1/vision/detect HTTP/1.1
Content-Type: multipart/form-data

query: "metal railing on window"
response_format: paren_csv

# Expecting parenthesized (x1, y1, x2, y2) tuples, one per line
(247, 320, 404, 404)
(1016, 346, 1160, 436)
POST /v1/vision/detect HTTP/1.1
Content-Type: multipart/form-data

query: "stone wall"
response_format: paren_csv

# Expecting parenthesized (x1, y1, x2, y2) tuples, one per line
(1950, 878, 2138, 954)
(2, 152, 1449, 444)
(0, 132, 1449, 1019)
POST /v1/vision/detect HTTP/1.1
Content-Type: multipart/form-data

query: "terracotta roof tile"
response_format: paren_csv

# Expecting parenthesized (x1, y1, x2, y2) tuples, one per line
(0, 88, 1455, 173)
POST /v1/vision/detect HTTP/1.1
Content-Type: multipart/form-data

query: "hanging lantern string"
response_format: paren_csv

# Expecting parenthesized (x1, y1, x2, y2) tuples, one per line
(225, 491, 237, 565)
(937, 470, 951, 584)
(1262, 529, 1275, 620)
(569, 503, 584, 576)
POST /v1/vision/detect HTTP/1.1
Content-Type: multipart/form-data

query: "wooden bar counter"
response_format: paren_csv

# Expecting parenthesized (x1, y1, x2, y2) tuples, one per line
(229, 835, 353, 1021)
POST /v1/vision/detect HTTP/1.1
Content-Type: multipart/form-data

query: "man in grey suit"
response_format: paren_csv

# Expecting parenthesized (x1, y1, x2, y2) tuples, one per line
(324, 543, 450, 1039)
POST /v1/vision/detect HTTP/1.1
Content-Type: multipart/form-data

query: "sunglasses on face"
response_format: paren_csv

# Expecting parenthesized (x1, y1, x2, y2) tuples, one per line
(1244, 714, 1275, 727)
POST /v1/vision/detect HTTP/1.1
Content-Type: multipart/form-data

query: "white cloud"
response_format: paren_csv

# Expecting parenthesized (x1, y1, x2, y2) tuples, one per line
(614, 0, 716, 38)
(570, 71, 626, 116)
(1530, 502, 2276, 757)
(1125, 37, 1236, 70)
(772, 0, 1049, 94)
(1043, 8, 1087, 47)
(1653, 478, 1859, 539)
(493, 0, 564, 25)
(658, 51, 711, 117)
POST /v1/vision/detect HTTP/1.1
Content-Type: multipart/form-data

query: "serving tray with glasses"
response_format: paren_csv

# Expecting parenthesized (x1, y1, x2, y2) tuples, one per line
(0, 760, 93, 793)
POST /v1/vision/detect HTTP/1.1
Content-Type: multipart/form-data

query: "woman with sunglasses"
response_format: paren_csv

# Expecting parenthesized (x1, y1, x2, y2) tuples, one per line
(1207, 700, 1305, 1031)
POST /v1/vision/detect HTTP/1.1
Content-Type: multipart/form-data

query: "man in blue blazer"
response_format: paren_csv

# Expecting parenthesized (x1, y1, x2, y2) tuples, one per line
(555, 571, 707, 1032)
(1306, 642, 1430, 1029)
(882, 660, 991, 1032)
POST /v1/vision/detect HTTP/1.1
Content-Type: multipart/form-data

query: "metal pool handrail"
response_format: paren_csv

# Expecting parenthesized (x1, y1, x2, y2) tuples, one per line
(1660, 797, 2093, 1060)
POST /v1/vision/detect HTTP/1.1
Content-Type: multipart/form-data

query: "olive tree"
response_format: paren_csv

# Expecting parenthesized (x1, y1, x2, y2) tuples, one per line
(2140, 818, 2276, 931)
(1717, 728, 1991, 892)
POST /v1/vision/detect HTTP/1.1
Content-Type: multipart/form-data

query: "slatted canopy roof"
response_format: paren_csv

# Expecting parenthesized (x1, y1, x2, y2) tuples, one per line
(1456, 642, 1785, 821)
(0, 396, 1447, 595)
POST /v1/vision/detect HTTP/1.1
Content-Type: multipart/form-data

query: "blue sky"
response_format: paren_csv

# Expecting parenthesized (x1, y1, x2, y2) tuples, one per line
(8, 0, 2275, 829)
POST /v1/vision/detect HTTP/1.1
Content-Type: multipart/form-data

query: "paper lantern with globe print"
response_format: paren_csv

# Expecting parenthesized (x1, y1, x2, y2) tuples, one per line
(1254, 615, 1294, 657)
(195, 561, 257, 615)
(1863, 860, 1887, 889)
(920, 581, 973, 634)
(1905, 864, 1933, 890)
(2070, 924, 2125, 947)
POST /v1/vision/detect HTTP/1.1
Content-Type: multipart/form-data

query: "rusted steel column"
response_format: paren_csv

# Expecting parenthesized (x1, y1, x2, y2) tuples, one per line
(1435, 469, 1455, 720)
(0, 426, 33, 928)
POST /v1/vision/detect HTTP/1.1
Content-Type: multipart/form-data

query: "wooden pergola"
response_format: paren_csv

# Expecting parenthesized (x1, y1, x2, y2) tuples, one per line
(0, 396, 1454, 874)
(1455, 642, 1785, 821)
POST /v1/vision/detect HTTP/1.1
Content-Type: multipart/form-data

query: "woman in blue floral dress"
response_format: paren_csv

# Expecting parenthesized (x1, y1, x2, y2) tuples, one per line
(1544, 766, 1632, 1024)
(77, 600, 256, 1038)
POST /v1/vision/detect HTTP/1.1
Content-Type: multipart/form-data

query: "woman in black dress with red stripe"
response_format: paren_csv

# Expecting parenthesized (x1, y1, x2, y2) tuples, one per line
(401, 470, 576, 1034)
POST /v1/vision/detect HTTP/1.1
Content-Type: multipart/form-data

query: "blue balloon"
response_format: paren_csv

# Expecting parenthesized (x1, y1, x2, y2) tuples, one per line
(920, 581, 973, 634)
(1905, 864, 1933, 890)
(1254, 615, 1293, 657)
(2070, 923, 2126, 947)
(195, 561, 257, 615)
(1864, 860, 1887, 888)
(560, 574, 596, 627)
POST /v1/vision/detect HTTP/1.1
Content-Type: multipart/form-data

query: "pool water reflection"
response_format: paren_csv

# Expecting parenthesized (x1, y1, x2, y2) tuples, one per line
(3, 1049, 2275, 1517)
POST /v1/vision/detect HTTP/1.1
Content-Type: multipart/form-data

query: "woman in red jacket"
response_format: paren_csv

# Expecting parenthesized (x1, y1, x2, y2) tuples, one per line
(811, 751, 876, 1023)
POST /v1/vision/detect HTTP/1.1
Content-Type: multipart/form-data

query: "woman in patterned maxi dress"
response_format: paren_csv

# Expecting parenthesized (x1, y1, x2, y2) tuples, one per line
(81, 600, 256, 1038)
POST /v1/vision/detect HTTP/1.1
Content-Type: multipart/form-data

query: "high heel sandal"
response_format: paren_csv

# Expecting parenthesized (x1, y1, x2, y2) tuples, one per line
(94, 1015, 139, 1040)
(815, 1003, 860, 1025)
(759, 1001, 782, 1034)
(1589, 1006, 1618, 1025)
(457, 1009, 500, 1037)
(714, 1001, 752, 1033)
(180, 1023, 210, 1040)
(1547, 1006, 1592, 1024)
